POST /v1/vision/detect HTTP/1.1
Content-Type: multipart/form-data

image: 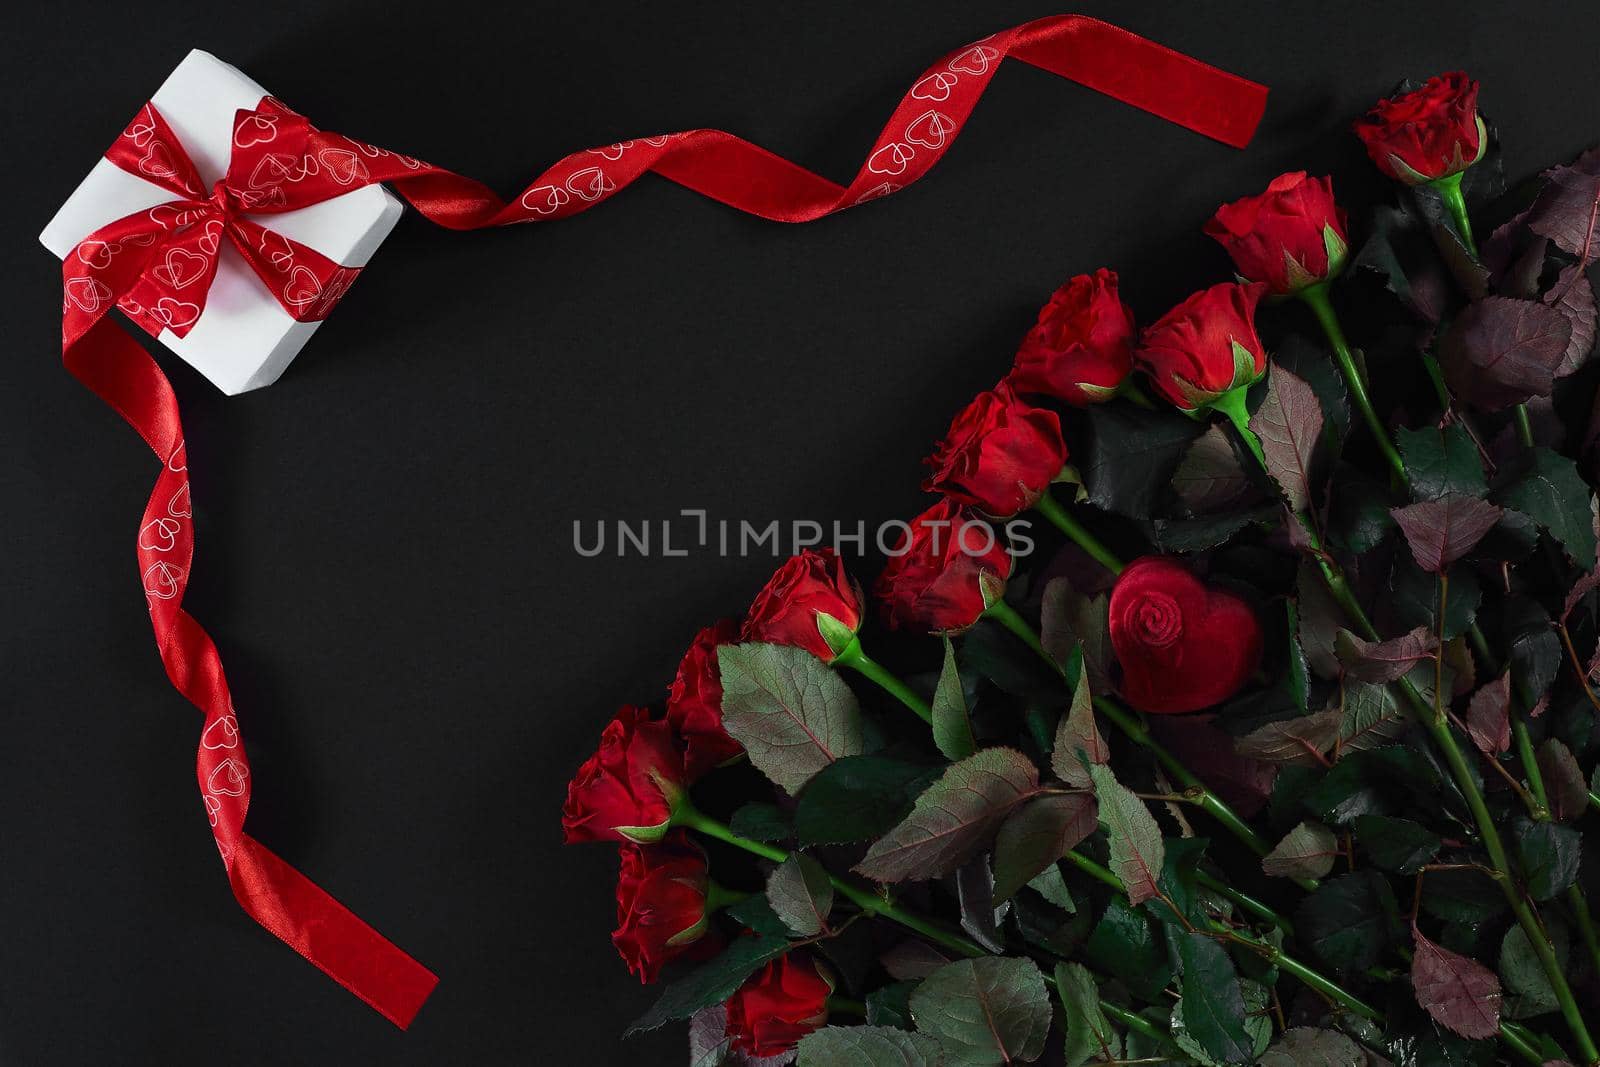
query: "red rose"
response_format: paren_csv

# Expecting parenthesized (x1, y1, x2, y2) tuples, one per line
(562, 705, 686, 844)
(1353, 72, 1486, 185)
(1006, 269, 1136, 404)
(1204, 172, 1349, 294)
(1108, 556, 1263, 714)
(1135, 282, 1268, 411)
(741, 548, 863, 663)
(666, 619, 744, 777)
(612, 830, 711, 983)
(875, 499, 1012, 635)
(723, 953, 833, 1057)
(922, 384, 1067, 517)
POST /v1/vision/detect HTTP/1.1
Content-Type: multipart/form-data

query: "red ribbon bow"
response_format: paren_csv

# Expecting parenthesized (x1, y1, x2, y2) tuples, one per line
(66, 99, 366, 340)
(57, 15, 1266, 1030)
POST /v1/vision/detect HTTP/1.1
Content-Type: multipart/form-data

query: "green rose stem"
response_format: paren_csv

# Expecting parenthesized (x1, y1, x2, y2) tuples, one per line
(1118, 376, 1159, 410)
(675, 799, 969, 953)
(1513, 406, 1537, 448)
(1207, 387, 1266, 470)
(704, 880, 750, 912)
(1431, 171, 1479, 257)
(672, 799, 1173, 1050)
(980, 597, 1287, 874)
(1501, 1023, 1568, 1067)
(1189, 872, 1295, 936)
(832, 635, 933, 724)
(1032, 492, 1125, 576)
(1298, 283, 1411, 483)
(1060, 851, 1380, 1024)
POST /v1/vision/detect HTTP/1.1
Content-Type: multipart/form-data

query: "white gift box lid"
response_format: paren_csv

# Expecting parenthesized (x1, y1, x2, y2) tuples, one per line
(40, 50, 402, 395)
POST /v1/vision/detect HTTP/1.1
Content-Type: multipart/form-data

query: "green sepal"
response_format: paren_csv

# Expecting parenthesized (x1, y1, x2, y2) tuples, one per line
(978, 570, 1008, 611)
(815, 610, 859, 659)
(616, 817, 673, 844)
(1322, 222, 1349, 281)
(1229, 339, 1264, 391)
(665, 911, 711, 948)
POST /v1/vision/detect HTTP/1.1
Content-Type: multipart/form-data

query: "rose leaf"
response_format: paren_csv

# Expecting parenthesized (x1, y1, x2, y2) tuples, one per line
(718, 642, 867, 796)
(795, 1026, 945, 1066)
(1462, 672, 1511, 755)
(1088, 762, 1166, 906)
(765, 853, 834, 937)
(1491, 446, 1598, 570)
(932, 637, 977, 762)
(1334, 626, 1439, 683)
(909, 957, 1051, 1066)
(992, 794, 1098, 904)
(1439, 296, 1571, 411)
(1390, 494, 1503, 572)
(1250, 365, 1325, 513)
(854, 748, 1040, 883)
(1411, 924, 1502, 1040)
(1261, 820, 1339, 881)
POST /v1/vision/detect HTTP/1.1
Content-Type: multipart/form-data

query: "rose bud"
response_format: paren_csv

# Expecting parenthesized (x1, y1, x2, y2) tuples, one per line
(922, 383, 1067, 518)
(1135, 281, 1268, 412)
(1005, 268, 1136, 404)
(1353, 72, 1487, 185)
(561, 704, 686, 844)
(723, 953, 833, 1057)
(1108, 556, 1263, 714)
(665, 619, 744, 778)
(875, 498, 1012, 635)
(1204, 172, 1350, 295)
(741, 548, 864, 662)
(612, 831, 713, 983)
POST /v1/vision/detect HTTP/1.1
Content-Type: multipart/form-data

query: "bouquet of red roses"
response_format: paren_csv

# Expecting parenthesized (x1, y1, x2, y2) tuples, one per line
(562, 72, 1600, 1066)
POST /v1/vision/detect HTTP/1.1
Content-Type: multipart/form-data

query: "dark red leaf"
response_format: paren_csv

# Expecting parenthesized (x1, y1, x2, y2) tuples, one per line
(1440, 296, 1572, 411)
(1462, 672, 1510, 755)
(1335, 626, 1439, 684)
(1235, 708, 1341, 767)
(1411, 924, 1502, 1039)
(1546, 266, 1597, 378)
(1499, 232, 1549, 300)
(1537, 739, 1588, 822)
(1251, 367, 1324, 512)
(1561, 567, 1600, 625)
(1390, 495, 1503, 573)
(1527, 147, 1600, 257)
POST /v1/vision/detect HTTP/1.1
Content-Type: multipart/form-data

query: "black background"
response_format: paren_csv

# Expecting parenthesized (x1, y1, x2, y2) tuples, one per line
(3, 2, 1598, 1063)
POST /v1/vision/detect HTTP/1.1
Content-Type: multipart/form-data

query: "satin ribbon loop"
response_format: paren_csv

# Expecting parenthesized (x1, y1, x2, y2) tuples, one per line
(91, 99, 365, 342)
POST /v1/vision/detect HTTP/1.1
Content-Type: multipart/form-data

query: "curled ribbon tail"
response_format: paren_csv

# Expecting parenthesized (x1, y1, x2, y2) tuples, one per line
(273, 14, 1268, 229)
(60, 183, 435, 1027)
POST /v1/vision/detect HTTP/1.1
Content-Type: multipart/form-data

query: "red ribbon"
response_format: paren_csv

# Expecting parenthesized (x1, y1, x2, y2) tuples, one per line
(58, 14, 1265, 1028)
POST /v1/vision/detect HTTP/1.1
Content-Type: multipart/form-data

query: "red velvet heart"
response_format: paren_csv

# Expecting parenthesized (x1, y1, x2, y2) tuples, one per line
(1108, 555, 1262, 714)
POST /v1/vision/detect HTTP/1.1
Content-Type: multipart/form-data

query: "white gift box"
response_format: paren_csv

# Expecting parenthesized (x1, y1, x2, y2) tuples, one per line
(40, 50, 402, 395)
